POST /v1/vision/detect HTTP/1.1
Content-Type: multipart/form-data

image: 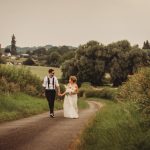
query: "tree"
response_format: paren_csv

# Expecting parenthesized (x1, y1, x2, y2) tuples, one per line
(46, 52, 61, 67)
(23, 58, 35, 66)
(62, 41, 106, 86)
(62, 40, 150, 87)
(4, 48, 11, 53)
(11, 34, 17, 55)
(142, 40, 150, 49)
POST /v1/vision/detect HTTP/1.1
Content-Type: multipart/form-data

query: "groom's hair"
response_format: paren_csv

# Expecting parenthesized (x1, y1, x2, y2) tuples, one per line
(48, 69, 54, 73)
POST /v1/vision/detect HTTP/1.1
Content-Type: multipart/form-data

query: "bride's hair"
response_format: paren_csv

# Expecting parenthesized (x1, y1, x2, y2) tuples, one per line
(70, 76, 77, 83)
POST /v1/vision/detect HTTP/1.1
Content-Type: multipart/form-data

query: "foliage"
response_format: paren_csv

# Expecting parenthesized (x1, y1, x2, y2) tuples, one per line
(46, 51, 61, 67)
(0, 56, 6, 64)
(0, 65, 42, 96)
(0, 93, 60, 123)
(143, 40, 150, 49)
(11, 34, 17, 55)
(0, 92, 88, 123)
(62, 40, 150, 86)
(23, 58, 36, 66)
(117, 67, 150, 118)
(78, 82, 117, 100)
(84, 87, 117, 100)
(78, 99, 150, 150)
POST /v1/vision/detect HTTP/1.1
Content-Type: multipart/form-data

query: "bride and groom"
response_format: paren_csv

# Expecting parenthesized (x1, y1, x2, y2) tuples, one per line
(42, 69, 79, 119)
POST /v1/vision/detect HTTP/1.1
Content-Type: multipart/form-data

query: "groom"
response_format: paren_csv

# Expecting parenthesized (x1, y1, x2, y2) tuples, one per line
(42, 69, 60, 118)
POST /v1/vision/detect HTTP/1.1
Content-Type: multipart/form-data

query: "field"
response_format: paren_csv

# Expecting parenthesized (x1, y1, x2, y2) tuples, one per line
(0, 92, 88, 123)
(78, 98, 150, 150)
(20, 65, 62, 79)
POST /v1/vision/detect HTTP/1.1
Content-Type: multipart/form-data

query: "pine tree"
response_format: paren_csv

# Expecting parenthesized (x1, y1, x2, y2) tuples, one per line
(11, 34, 17, 55)
(142, 40, 150, 49)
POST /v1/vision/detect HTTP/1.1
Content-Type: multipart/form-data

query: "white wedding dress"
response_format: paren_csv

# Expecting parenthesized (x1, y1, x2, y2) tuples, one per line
(63, 84, 79, 118)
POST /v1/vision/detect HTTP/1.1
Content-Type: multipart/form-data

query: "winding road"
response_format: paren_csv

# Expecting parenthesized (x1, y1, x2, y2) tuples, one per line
(0, 101, 102, 150)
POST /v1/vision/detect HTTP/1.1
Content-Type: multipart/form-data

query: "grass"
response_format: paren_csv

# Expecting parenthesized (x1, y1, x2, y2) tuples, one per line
(24, 65, 62, 79)
(78, 97, 89, 109)
(77, 98, 150, 150)
(0, 93, 88, 123)
(0, 93, 62, 123)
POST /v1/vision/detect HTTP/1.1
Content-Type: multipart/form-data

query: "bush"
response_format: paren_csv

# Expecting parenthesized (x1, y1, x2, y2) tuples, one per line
(0, 65, 42, 96)
(78, 82, 117, 100)
(78, 101, 150, 150)
(84, 88, 116, 100)
(23, 58, 36, 66)
(78, 82, 92, 97)
(117, 67, 150, 116)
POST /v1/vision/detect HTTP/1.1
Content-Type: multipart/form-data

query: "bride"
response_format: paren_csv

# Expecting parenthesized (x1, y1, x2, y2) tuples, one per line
(60, 76, 79, 119)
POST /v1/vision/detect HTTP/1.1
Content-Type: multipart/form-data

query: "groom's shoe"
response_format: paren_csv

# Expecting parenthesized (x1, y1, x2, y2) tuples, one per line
(50, 114, 55, 118)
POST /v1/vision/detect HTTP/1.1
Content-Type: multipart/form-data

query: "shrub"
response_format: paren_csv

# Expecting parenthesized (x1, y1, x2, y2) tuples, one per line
(0, 65, 42, 96)
(117, 67, 150, 117)
(23, 58, 36, 66)
(78, 82, 92, 97)
(0, 77, 9, 93)
(84, 88, 116, 100)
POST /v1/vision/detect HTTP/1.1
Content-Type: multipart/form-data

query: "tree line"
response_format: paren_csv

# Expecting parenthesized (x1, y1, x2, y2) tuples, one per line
(61, 40, 150, 86)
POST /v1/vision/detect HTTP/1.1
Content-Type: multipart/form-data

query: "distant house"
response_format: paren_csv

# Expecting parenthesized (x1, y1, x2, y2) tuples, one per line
(5, 52, 11, 57)
(11, 56, 16, 60)
(20, 54, 30, 58)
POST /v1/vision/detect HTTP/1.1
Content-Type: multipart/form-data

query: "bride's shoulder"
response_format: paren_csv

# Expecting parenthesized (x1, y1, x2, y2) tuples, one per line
(74, 83, 78, 88)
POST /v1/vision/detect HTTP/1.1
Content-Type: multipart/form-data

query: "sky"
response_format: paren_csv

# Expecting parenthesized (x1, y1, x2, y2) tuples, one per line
(0, 0, 150, 48)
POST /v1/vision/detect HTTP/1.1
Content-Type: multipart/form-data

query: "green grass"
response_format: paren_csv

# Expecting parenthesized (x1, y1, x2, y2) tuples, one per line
(0, 93, 62, 123)
(0, 93, 88, 123)
(24, 65, 62, 79)
(78, 98, 150, 150)
(78, 98, 89, 109)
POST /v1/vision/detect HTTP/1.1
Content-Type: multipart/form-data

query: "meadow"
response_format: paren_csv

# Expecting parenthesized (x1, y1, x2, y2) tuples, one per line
(22, 65, 62, 79)
(78, 98, 150, 150)
(0, 65, 88, 123)
(0, 93, 88, 123)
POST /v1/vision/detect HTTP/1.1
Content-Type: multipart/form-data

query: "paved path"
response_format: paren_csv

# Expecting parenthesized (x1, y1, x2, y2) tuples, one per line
(0, 101, 102, 150)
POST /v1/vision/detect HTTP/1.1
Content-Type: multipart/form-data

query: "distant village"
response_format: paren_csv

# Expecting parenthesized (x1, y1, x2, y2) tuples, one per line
(0, 34, 76, 67)
(0, 34, 30, 65)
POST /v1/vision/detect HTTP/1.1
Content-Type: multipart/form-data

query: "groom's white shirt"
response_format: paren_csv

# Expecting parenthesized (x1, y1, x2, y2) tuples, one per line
(42, 76, 59, 90)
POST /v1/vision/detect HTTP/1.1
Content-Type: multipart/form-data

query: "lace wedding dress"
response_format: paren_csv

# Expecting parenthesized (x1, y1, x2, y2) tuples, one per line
(63, 84, 79, 118)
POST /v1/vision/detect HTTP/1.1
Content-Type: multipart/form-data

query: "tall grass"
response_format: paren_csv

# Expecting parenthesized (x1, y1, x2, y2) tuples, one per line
(78, 99, 150, 150)
(0, 93, 48, 122)
(24, 65, 62, 79)
(0, 92, 88, 123)
(0, 64, 42, 96)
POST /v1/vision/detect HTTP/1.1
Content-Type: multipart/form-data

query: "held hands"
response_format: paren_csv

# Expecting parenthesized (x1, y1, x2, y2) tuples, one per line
(58, 91, 73, 97)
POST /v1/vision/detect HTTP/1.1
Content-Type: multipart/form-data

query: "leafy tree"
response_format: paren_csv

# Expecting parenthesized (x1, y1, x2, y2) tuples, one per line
(62, 41, 106, 86)
(23, 58, 35, 66)
(32, 47, 46, 56)
(4, 48, 11, 53)
(46, 52, 61, 67)
(62, 40, 150, 87)
(61, 51, 75, 62)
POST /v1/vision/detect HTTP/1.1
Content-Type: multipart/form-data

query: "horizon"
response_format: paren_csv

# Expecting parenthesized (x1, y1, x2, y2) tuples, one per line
(1, 38, 144, 49)
(0, 0, 150, 48)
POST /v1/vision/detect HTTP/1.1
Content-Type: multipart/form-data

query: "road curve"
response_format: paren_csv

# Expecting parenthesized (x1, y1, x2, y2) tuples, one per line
(0, 101, 102, 150)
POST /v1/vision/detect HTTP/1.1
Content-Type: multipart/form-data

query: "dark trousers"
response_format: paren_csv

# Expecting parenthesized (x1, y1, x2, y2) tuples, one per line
(45, 90, 56, 114)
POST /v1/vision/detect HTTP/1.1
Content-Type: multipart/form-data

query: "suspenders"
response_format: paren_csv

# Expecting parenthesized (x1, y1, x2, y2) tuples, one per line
(47, 76, 55, 89)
